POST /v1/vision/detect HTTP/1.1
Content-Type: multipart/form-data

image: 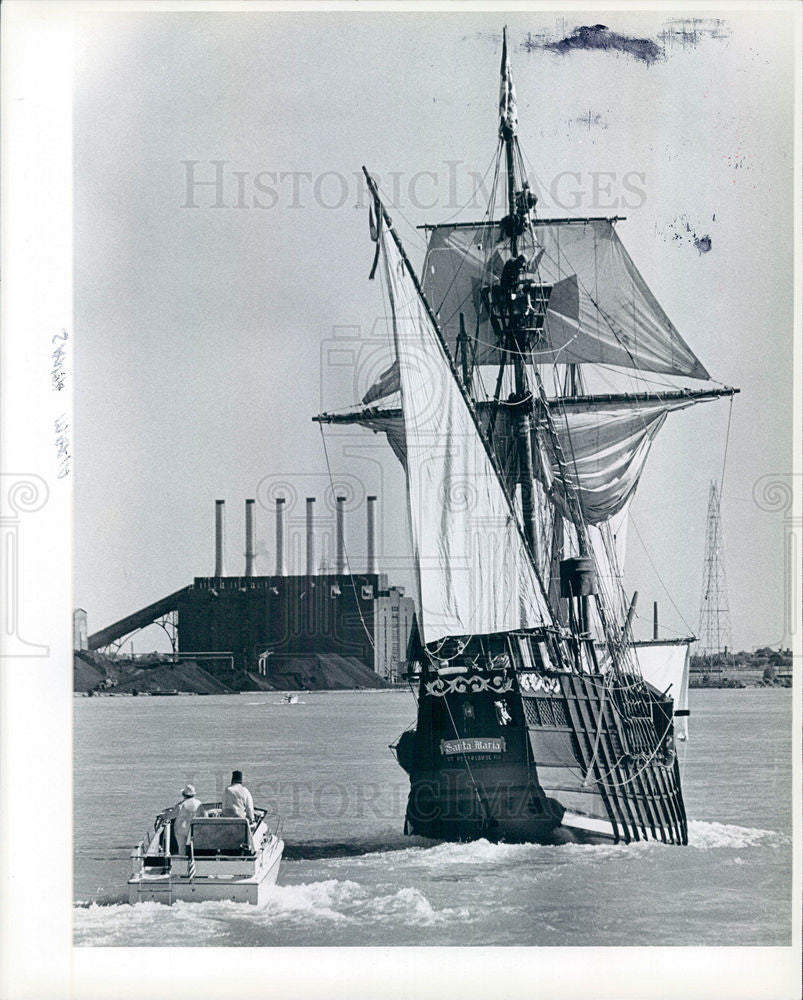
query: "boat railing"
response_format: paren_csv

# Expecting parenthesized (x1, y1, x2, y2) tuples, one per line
(254, 806, 284, 843)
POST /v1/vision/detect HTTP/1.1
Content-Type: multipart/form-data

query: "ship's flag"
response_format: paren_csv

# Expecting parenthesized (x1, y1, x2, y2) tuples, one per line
(187, 841, 196, 881)
(499, 28, 518, 137)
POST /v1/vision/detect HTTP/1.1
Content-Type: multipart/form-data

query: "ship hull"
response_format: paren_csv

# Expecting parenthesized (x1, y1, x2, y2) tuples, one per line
(397, 659, 687, 846)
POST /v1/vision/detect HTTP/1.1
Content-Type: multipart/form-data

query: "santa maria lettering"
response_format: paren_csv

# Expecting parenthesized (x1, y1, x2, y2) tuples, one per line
(440, 738, 506, 756)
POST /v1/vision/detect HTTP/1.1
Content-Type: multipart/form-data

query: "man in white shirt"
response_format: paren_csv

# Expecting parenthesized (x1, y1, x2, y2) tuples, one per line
(222, 769, 255, 824)
(173, 784, 204, 854)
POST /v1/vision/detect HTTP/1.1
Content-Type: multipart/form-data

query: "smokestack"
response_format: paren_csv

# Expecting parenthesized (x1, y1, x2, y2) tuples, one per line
(366, 495, 377, 575)
(306, 497, 316, 576)
(215, 500, 226, 577)
(335, 496, 346, 575)
(275, 497, 286, 576)
(624, 590, 639, 634)
(653, 601, 659, 641)
(244, 499, 256, 577)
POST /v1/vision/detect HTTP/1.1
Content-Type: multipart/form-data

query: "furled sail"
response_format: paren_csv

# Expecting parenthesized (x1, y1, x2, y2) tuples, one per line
(422, 220, 710, 379)
(540, 397, 667, 524)
(541, 392, 730, 523)
(378, 225, 553, 644)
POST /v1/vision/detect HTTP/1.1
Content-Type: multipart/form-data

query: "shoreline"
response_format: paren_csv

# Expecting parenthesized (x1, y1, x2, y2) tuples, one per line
(73, 681, 792, 698)
(74, 686, 407, 697)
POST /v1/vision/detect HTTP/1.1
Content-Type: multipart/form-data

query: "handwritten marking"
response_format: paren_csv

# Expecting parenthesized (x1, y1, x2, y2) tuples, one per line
(50, 330, 71, 478)
(54, 414, 71, 479)
(51, 329, 68, 392)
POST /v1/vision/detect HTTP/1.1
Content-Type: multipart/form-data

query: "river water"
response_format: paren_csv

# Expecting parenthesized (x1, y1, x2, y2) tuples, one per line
(73, 688, 792, 946)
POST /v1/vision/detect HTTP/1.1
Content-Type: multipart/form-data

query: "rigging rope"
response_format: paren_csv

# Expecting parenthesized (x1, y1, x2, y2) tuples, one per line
(434, 145, 502, 318)
(630, 514, 696, 637)
(441, 684, 492, 828)
(582, 679, 609, 787)
(370, 176, 429, 253)
(718, 393, 734, 498)
(317, 422, 376, 651)
(431, 145, 501, 228)
(585, 710, 677, 790)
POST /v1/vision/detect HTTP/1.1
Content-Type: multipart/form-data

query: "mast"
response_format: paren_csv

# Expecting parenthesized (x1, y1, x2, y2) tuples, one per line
(563, 364, 580, 396)
(457, 313, 471, 389)
(498, 26, 538, 559)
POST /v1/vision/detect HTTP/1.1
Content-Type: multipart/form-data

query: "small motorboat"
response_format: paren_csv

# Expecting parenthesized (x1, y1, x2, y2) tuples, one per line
(279, 693, 299, 704)
(128, 802, 283, 905)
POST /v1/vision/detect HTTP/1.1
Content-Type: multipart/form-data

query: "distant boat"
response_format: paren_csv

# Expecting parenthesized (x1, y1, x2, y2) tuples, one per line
(128, 802, 283, 904)
(316, 28, 736, 845)
(279, 693, 300, 704)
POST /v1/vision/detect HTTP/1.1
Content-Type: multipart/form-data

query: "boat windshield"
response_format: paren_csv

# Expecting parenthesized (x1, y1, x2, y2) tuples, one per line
(189, 818, 254, 856)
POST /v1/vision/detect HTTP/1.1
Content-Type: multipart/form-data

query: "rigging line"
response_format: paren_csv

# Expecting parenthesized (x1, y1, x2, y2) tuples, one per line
(441, 686, 492, 827)
(433, 154, 503, 330)
(433, 147, 503, 318)
(373, 202, 551, 642)
(718, 393, 734, 497)
(589, 363, 697, 392)
(406, 675, 419, 708)
(517, 143, 621, 228)
(582, 679, 609, 786)
(375, 256, 399, 390)
(430, 144, 501, 227)
(516, 147, 564, 220)
(438, 229, 662, 375)
(370, 177, 430, 253)
(528, 245, 641, 676)
(517, 142, 680, 383)
(435, 141, 510, 344)
(318, 423, 376, 651)
(631, 611, 692, 639)
(630, 514, 696, 636)
(586, 711, 676, 790)
(535, 272, 696, 653)
(367, 171, 557, 619)
(536, 241, 646, 374)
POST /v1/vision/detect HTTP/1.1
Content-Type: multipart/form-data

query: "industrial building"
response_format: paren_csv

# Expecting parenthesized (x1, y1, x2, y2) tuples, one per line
(85, 495, 416, 684)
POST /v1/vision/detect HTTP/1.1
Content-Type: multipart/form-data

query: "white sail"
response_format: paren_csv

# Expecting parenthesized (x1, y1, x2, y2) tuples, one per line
(423, 220, 710, 380)
(634, 641, 692, 740)
(380, 228, 553, 644)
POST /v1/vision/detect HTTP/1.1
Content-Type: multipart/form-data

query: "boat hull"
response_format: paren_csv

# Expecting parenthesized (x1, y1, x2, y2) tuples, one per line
(128, 838, 283, 905)
(398, 659, 687, 846)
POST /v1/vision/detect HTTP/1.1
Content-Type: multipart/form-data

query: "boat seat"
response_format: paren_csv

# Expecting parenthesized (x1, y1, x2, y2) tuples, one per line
(189, 818, 255, 857)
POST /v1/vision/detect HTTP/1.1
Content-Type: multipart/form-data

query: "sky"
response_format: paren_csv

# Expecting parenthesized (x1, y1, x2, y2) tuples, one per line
(73, 9, 796, 652)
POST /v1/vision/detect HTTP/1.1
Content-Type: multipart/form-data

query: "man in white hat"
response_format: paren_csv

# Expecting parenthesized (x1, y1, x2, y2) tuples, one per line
(173, 784, 204, 855)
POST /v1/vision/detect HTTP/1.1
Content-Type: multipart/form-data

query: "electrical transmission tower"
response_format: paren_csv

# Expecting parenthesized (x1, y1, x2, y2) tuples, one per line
(697, 481, 732, 658)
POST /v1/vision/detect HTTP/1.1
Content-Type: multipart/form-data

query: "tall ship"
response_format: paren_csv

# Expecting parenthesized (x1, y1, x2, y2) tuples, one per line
(316, 30, 738, 844)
